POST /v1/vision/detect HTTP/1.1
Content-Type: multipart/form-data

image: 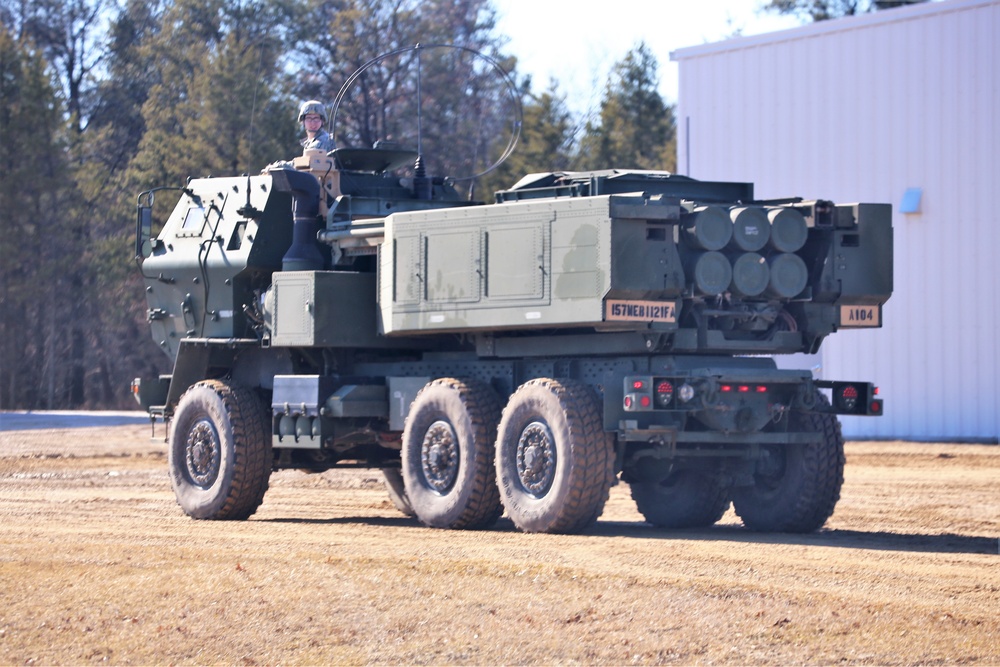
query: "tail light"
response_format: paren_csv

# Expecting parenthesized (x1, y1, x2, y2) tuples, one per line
(720, 384, 767, 394)
(819, 381, 882, 416)
(839, 385, 859, 412)
(623, 392, 652, 410)
(624, 376, 682, 411)
(655, 380, 674, 408)
(870, 386, 882, 414)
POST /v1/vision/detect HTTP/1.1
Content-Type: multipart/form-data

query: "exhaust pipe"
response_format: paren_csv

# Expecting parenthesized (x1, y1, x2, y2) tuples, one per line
(269, 169, 325, 272)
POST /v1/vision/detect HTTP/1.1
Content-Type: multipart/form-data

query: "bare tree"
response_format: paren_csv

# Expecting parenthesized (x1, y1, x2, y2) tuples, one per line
(287, 0, 520, 193)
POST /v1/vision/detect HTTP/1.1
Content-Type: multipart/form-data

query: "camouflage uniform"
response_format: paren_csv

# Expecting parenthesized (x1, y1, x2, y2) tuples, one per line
(301, 128, 335, 154)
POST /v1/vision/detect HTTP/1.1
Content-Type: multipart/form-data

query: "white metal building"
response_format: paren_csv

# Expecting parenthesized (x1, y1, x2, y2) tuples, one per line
(671, 0, 998, 441)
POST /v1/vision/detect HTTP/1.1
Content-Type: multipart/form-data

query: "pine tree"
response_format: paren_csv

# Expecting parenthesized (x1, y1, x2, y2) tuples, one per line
(128, 0, 298, 189)
(575, 43, 676, 173)
(0, 26, 73, 407)
(476, 81, 577, 199)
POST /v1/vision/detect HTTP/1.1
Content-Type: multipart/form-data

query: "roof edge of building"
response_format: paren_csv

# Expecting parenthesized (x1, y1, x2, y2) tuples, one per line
(670, 0, 996, 61)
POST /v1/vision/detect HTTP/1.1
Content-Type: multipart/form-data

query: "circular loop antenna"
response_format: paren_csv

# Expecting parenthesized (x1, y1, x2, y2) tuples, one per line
(331, 43, 522, 182)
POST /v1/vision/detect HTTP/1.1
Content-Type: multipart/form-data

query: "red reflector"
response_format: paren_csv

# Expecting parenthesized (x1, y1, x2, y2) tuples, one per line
(640, 395, 651, 408)
(871, 402, 881, 413)
(624, 396, 632, 409)
(755, 385, 767, 393)
(720, 385, 732, 392)
(738, 385, 750, 393)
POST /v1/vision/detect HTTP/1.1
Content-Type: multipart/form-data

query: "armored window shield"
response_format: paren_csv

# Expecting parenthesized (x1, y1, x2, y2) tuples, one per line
(135, 204, 153, 259)
(179, 206, 207, 236)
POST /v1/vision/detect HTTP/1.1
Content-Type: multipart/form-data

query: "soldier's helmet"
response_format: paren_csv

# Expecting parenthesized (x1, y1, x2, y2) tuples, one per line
(298, 100, 328, 124)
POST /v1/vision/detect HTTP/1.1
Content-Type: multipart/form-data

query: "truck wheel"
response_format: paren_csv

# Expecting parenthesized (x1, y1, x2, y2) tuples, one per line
(495, 379, 614, 534)
(732, 393, 845, 532)
(168, 380, 272, 520)
(401, 378, 503, 529)
(381, 467, 415, 517)
(630, 470, 730, 529)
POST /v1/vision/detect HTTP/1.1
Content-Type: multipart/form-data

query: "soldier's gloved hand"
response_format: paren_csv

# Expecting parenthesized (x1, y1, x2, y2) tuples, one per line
(261, 161, 291, 174)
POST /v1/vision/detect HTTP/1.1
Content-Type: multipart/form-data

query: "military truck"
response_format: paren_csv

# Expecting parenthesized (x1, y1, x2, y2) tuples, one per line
(132, 138, 891, 534)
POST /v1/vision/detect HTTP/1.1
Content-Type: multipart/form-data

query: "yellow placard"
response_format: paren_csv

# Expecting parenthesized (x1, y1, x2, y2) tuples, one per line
(605, 300, 678, 323)
(840, 304, 881, 327)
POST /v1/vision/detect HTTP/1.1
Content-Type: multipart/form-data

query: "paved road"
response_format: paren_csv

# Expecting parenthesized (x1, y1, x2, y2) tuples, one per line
(0, 411, 150, 432)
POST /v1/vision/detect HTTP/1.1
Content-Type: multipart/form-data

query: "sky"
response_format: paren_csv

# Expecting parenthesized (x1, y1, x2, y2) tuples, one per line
(492, 0, 805, 113)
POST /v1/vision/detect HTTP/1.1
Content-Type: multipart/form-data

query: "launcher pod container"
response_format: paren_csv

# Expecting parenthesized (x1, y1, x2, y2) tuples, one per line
(133, 148, 891, 533)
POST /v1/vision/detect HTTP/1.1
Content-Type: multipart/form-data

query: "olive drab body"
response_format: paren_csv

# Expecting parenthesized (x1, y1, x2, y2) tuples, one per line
(140, 166, 891, 360)
(134, 147, 892, 534)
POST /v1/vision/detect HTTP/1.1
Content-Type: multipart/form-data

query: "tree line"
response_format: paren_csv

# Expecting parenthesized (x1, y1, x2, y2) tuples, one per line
(0, 0, 677, 410)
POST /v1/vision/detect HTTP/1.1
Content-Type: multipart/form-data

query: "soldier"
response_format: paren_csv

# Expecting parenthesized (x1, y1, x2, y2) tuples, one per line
(297, 100, 335, 153)
(263, 100, 335, 172)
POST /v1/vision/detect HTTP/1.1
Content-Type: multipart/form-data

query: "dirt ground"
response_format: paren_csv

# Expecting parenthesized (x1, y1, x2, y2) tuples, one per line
(0, 423, 997, 666)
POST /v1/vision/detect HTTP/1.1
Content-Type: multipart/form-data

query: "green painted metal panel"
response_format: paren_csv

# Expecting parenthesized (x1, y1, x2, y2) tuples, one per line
(268, 271, 386, 347)
(425, 229, 481, 303)
(487, 225, 546, 299)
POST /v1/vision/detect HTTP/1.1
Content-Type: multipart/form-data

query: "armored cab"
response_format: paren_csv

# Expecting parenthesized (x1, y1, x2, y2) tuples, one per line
(139, 176, 291, 359)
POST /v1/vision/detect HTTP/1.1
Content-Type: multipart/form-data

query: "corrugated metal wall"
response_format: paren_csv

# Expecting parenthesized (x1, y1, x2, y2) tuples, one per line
(672, 0, 999, 441)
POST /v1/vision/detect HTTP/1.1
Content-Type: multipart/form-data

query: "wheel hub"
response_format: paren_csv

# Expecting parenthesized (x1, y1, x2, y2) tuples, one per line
(754, 445, 786, 489)
(185, 418, 221, 488)
(420, 420, 459, 493)
(516, 421, 556, 497)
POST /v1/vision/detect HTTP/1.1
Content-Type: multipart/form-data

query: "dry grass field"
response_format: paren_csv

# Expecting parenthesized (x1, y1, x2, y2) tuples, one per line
(1, 422, 998, 665)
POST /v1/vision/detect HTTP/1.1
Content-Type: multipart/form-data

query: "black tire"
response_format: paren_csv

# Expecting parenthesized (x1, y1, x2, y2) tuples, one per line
(381, 467, 415, 517)
(732, 393, 845, 532)
(630, 470, 731, 529)
(401, 378, 503, 529)
(495, 378, 614, 534)
(168, 380, 272, 520)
